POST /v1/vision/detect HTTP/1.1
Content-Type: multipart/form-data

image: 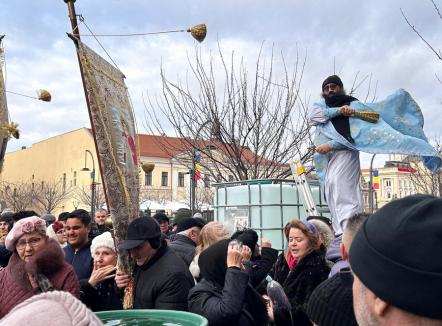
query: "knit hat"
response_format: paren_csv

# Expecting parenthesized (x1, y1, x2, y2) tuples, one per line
(91, 231, 116, 255)
(322, 75, 343, 91)
(0, 291, 103, 326)
(5, 216, 46, 251)
(306, 271, 358, 326)
(119, 217, 161, 250)
(349, 194, 442, 319)
(176, 217, 206, 233)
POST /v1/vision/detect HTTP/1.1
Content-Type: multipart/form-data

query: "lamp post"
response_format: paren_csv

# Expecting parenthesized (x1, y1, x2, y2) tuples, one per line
(81, 149, 96, 217)
(368, 154, 377, 213)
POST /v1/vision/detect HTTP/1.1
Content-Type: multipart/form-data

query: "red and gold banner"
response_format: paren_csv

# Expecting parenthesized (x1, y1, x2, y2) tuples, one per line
(76, 40, 139, 246)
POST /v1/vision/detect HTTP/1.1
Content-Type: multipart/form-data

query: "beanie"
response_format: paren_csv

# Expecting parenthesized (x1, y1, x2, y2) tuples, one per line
(322, 75, 343, 90)
(349, 194, 442, 319)
(176, 217, 206, 233)
(0, 291, 103, 326)
(91, 231, 116, 255)
(306, 271, 358, 326)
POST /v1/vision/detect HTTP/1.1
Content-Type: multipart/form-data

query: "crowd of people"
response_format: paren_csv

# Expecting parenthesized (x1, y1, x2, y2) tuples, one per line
(0, 71, 440, 324)
(0, 193, 440, 326)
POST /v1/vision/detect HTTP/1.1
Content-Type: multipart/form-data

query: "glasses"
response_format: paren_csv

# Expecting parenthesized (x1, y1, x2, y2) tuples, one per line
(323, 83, 338, 92)
(16, 237, 43, 250)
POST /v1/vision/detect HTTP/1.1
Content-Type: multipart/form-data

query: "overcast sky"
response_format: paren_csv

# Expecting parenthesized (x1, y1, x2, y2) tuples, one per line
(1, 0, 441, 168)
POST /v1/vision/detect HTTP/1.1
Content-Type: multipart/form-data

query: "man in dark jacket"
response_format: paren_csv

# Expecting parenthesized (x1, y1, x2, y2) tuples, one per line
(116, 217, 194, 310)
(0, 213, 14, 267)
(64, 209, 93, 280)
(169, 217, 205, 266)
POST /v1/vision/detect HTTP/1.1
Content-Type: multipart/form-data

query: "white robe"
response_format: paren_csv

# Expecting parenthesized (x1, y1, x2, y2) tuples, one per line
(309, 104, 363, 235)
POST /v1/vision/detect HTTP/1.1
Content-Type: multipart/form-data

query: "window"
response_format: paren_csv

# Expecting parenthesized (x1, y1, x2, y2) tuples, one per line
(144, 171, 152, 186)
(63, 173, 66, 191)
(384, 179, 391, 187)
(178, 172, 185, 187)
(228, 175, 234, 182)
(73, 171, 77, 186)
(161, 172, 168, 187)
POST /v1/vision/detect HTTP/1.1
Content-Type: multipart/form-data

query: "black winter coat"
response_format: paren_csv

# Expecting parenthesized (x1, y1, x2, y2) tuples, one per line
(168, 234, 196, 266)
(188, 267, 268, 326)
(269, 249, 330, 326)
(244, 247, 279, 287)
(133, 241, 194, 311)
(80, 278, 123, 312)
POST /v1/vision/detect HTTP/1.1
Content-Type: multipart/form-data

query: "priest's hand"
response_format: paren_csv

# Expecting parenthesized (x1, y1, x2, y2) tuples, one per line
(339, 105, 355, 116)
(316, 144, 332, 154)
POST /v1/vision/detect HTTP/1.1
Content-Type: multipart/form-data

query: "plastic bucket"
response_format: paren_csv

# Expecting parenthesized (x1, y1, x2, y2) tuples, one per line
(96, 309, 208, 326)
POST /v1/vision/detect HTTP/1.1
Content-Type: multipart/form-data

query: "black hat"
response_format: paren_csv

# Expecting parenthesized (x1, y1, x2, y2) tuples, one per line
(307, 271, 358, 326)
(306, 215, 332, 228)
(231, 229, 258, 252)
(153, 212, 169, 223)
(349, 194, 442, 319)
(322, 75, 343, 91)
(175, 217, 206, 233)
(119, 217, 161, 250)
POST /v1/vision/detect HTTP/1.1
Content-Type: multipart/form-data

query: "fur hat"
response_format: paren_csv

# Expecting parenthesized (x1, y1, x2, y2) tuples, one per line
(5, 216, 46, 251)
(0, 291, 103, 326)
(322, 75, 343, 90)
(90, 231, 116, 255)
(349, 194, 442, 319)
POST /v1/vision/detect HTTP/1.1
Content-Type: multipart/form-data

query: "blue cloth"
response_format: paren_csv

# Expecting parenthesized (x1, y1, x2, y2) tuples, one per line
(64, 242, 93, 281)
(313, 89, 441, 184)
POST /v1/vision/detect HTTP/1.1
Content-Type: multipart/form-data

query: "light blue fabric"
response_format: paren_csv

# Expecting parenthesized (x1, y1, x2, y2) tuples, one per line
(313, 89, 442, 184)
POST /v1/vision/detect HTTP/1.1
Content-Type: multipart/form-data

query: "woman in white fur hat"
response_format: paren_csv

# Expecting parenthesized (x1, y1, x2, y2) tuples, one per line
(80, 232, 122, 311)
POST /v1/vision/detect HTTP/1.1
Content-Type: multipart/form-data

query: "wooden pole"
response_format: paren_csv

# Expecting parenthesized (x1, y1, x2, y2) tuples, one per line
(63, 0, 110, 213)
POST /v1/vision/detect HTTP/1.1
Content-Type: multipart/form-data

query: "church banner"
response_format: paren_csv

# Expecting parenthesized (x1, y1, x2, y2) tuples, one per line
(76, 40, 139, 247)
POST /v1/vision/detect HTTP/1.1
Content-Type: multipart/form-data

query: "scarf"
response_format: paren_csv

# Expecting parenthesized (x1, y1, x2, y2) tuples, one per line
(286, 251, 297, 271)
(324, 94, 358, 143)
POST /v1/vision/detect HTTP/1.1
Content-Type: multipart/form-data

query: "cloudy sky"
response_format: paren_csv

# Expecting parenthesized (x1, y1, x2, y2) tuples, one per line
(1, 0, 440, 168)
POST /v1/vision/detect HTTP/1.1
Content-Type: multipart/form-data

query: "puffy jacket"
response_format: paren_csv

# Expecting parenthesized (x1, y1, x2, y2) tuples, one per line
(168, 234, 196, 266)
(0, 239, 79, 318)
(188, 267, 267, 326)
(133, 240, 194, 310)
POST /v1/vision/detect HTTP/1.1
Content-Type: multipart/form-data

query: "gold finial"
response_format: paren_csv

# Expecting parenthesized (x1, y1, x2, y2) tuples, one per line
(188, 24, 207, 43)
(37, 89, 52, 102)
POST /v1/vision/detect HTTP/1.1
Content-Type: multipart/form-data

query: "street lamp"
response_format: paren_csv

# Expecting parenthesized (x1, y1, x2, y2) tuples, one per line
(81, 149, 96, 217)
(368, 154, 377, 213)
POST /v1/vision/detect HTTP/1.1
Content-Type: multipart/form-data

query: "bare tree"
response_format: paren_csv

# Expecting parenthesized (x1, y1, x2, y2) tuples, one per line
(401, 1, 442, 84)
(74, 184, 107, 212)
(145, 44, 312, 182)
(139, 188, 171, 206)
(34, 180, 73, 214)
(406, 138, 442, 196)
(0, 181, 38, 212)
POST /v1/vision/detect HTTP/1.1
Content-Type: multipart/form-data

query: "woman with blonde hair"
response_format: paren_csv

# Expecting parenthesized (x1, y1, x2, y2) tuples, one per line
(189, 221, 229, 282)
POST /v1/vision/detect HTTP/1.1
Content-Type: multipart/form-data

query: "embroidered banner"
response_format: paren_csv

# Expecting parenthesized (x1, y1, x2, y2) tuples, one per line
(76, 41, 139, 247)
(0, 46, 9, 172)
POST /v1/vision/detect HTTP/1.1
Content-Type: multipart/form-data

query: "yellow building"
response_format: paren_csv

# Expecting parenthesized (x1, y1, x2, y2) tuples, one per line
(0, 128, 215, 215)
(361, 160, 417, 209)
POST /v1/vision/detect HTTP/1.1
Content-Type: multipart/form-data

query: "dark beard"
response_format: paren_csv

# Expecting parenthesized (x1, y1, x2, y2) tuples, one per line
(321, 90, 358, 144)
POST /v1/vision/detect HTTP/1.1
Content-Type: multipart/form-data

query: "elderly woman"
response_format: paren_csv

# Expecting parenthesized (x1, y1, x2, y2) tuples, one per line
(188, 238, 268, 326)
(267, 220, 330, 326)
(189, 221, 229, 283)
(79, 231, 122, 311)
(0, 216, 79, 318)
(46, 221, 67, 248)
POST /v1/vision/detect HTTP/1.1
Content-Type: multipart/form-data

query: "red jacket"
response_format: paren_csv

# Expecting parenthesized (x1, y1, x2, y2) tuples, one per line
(0, 238, 79, 318)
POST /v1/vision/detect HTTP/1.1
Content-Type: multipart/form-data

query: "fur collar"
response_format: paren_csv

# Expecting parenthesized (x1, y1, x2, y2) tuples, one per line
(7, 238, 66, 290)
